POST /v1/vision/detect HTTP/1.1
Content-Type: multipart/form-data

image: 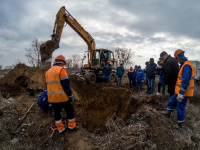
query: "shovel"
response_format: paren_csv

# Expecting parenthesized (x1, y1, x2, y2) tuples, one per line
(11, 103, 34, 134)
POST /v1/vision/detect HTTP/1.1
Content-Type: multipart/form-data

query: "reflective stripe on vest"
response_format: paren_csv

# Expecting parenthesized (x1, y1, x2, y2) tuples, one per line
(175, 60, 195, 97)
(175, 84, 195, 91)
(45, 66, 69, 103)
(46, 81, 60, 84)
(178, 76, 195, 80)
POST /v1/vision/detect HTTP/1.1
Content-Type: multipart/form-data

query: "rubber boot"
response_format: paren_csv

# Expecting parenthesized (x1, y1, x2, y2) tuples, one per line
(55, 120, 66, 134)
(162, 110, 172, 118)
(68, 125, 80, 131)
(174, 122, 182, 128)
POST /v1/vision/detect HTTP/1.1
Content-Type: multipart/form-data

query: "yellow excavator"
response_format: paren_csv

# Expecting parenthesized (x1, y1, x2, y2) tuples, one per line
(40, 6, 117, 83)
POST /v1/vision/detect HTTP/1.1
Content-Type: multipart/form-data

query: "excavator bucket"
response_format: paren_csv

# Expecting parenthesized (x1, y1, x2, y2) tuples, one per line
(40, 40, 59, 62)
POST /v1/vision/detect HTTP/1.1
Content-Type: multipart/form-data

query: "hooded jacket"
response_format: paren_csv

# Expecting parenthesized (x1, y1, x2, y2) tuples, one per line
(146, 58, 157, 78)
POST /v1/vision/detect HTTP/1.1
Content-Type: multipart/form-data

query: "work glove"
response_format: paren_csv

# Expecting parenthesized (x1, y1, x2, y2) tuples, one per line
(69, 95, 74, 103)
(177, 94, 184, 102)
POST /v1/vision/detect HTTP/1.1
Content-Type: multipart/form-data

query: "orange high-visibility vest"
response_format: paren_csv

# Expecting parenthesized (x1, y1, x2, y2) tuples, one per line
(128, 69, 134, 72)
(45, 66, 69, 103)
(175, 60, 195, 97)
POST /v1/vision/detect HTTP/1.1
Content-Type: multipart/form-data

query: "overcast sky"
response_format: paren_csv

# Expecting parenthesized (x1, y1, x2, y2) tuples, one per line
(1, 0, 200, 68)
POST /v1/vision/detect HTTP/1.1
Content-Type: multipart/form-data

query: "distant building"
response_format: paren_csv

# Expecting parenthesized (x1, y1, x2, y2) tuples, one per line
(190, 60, 200, 80)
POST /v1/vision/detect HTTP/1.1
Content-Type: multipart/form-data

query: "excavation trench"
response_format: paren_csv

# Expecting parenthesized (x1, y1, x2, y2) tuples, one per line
(71, 80, 141, 134)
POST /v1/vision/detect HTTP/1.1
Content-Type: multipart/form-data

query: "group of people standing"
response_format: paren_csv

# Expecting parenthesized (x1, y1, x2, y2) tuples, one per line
(102, 61, 125, 87)
(127, 65, 145, 89)
(144, 50, 195, 128)
(144, 51, 179, 96)
(119, 49, 195, 128)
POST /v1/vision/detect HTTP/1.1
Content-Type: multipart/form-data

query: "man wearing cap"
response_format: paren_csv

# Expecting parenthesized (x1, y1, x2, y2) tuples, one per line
(127, 67, 134, 88)
(133, 65, 138, 88)
(116, 63, 125, 87)
(103, 60, 112, 84)
(162, 49, 195, 128)
(160, 51, 179, 97)
(146, 58, 157, 94)
(45, 55, 79, 133)
(136, 65, 145, 90)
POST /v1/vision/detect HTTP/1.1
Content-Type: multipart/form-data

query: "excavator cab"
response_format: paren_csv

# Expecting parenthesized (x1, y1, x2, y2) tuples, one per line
(80, 49, 116, 84)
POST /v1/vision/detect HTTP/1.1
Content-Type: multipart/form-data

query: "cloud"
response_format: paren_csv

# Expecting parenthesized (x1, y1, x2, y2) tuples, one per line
(136, 55, 143, 57)
(0, 0, 200, 68)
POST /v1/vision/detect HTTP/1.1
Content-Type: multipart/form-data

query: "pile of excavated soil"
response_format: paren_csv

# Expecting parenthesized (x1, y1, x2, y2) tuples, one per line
(0, 64, 46, 98)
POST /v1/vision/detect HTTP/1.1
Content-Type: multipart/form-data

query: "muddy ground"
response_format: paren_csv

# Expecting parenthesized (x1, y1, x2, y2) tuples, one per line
(0, 65, 200, 150)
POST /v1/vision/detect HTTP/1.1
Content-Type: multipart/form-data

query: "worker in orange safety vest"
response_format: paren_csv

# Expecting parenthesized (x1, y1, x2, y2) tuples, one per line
(162, 49, 195, 128)
(45, 55, 79, 133)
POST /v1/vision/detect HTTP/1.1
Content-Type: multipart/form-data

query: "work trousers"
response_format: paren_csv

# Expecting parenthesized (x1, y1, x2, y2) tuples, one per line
(158, 81, 165, 94)
(52, 100, 75, 122)
(129, 78, 134, 88)
(148, 78, 155, 94)
(116, 75, 122, 87)
(167, 94, 188, 123)
(136, 80, 143, 89)
(103, 74, 110, 83)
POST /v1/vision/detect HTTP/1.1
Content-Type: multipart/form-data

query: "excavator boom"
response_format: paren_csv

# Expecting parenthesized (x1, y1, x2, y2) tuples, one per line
(40, 6, 96, 64)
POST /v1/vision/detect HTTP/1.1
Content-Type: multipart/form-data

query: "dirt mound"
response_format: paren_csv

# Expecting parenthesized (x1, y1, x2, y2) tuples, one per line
(0, 64, 46, 98)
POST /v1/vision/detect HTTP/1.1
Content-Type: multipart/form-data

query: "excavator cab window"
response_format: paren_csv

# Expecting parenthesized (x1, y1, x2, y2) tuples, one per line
(92, 51, 100, 66)
(107, 51, 114, 66)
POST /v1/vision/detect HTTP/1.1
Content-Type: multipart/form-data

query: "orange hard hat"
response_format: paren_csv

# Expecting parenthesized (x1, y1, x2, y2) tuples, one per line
(107, 60, 110, 64)
(174, 49, 185, 60)
(55, 55, 67, 65)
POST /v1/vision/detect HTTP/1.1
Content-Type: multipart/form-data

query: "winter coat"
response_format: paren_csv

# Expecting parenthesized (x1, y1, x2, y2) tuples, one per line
(146, 61, 157, 79)
(133, 69, 137, 79)
(116, 66, 125, 76)
(103, 64, 112, 76)
(127, 70, 134, 79)
(163, 55, 179, 94)
(136, 69, 145, 81)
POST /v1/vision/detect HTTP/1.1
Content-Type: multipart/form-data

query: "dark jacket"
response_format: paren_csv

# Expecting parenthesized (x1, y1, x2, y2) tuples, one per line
(146, 61, 157, 78)
(116, 66, 125, 76)
(163, 55, 179, 95)
(103, 64, 112, 76)
(127, 70, 134, 79)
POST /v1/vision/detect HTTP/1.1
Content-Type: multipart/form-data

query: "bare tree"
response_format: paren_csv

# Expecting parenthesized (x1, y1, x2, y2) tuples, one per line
(113, 46, 135, 68)
(72, 54, 81, 69)
(66, 59, 72, 68)
(25, 38, 43, 67)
